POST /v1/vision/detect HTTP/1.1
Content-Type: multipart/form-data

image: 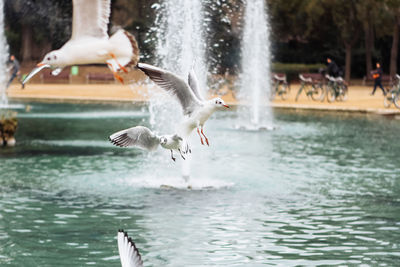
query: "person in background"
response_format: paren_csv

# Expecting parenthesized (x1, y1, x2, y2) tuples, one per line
(7, 54, 23, 89)
(326, 57, 340, 77)
(370, 62, 386, 96)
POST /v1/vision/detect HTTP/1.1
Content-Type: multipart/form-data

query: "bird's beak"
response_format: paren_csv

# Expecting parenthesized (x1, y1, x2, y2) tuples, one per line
(22, 63, 51, 86)
(223, 104, 230, 108)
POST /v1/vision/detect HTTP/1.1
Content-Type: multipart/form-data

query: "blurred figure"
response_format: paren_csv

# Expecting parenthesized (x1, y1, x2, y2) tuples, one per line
(7, 55, 23, 89)
(0, 115, 17, 147)
(370, 62, 386, 96)
(326, 57, 341, 77)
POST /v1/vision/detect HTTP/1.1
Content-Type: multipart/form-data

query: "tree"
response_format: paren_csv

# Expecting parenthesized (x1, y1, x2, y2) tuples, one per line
(356, 0, 378, 75)
(4, 0, 72, 62)
(384, 0, 400, 76)
(325, 0, 362, 81)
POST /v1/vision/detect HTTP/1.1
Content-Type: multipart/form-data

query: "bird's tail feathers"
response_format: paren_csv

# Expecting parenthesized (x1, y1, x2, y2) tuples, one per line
(109, 29, 140, 71)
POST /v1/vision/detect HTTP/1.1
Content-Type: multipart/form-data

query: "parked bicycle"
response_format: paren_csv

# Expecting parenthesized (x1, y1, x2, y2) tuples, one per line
(325, 75, 348, 102)
(295, 74, 324, 101)
(270, 73, 290, 100)
(383, 74, 400, 108)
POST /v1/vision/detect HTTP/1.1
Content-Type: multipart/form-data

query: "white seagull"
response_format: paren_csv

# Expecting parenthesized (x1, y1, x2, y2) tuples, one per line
(117, 229, 143, 267)
(137, 63, 230, 146)
(109, 126, 189, 161)
(22, 0, 139, 85)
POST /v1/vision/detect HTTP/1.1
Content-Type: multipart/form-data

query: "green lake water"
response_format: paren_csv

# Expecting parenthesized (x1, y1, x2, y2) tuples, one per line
(0, 102, 400, 266)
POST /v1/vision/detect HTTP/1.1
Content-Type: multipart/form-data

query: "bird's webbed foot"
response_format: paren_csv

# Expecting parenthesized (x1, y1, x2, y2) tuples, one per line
(170, 150, 176, 162)
(110, 53, 128, 73)
(201, 127, 209, 146)
(197, 127, 204, 145)
(107, 62, 125, 84)
(178, 149, 186, 160)
(185, 143, 192, 154)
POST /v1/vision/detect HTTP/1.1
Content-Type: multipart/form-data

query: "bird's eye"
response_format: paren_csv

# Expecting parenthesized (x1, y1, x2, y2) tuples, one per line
(47, 57, 51, 61)
(54, 55, 57, 60)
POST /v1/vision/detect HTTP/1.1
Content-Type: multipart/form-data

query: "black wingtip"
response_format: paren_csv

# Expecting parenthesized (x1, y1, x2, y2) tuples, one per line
(118, 229, 144, 266)
(109, 137, 122, 147)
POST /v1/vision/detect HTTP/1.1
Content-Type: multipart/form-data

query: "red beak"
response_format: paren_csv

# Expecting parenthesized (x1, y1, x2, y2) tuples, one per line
(36, 62, 46, 67)
(223, 104, 230, 108)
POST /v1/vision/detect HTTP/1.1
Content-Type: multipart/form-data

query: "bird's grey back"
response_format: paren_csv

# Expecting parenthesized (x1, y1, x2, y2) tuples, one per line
(137, 63, 202, 116)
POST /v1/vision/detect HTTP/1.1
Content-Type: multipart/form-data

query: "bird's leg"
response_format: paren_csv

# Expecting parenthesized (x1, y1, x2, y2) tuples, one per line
(107, 63, 124, 84)
(186, 143, 192, 154)
(200, 127, 209, 146)
(110, 53, 128, 73)
(178, 149, 186, 160)
(170, 150, 176, 162)
(197, 127, 204, 145)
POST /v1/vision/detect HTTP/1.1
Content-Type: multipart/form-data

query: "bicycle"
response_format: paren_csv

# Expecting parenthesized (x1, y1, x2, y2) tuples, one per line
(383, 74, 400, 108)
(270, 73, 290, 100)
(325, 75, 348, 102)
(295, 74, 324, 101)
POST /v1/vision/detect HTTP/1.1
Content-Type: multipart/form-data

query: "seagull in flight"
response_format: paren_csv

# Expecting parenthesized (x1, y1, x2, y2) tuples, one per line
(22, 0, 139, 86)
(117, 230, 143, 267)
(109, 126, 189, 161)
(137, 63, 230, 146)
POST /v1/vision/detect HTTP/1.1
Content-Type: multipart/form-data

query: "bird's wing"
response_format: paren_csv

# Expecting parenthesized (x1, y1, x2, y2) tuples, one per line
(71, 0, 110, 40)
(109, 126, 160, 151)
(118, 230, 144, 267)
(188, 66, 204, 101)
(172, 134, 183, 142)
(138, 63, 202, 116)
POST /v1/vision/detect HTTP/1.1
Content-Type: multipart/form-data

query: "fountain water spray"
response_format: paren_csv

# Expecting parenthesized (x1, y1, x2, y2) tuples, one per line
(153, 0, 206, 85)
(148, 0, 207, 182)
(238, 0, 272, 129)
(0, 0, 9, 107)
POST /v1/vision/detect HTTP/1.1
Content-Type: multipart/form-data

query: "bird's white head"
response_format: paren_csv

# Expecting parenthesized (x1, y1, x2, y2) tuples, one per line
(160, 136, 168, 145)
(212, 97, 230, 109)
(39, 50, 62, 67)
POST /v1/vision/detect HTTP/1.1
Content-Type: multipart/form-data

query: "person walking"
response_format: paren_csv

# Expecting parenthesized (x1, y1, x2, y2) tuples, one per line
(7, 55, 23, 89)
(370, 62, 386, 96)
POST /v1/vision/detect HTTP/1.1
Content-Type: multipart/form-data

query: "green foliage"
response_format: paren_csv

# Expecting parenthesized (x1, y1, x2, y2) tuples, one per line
(268, 0, 400, 78)
(3, 0, 400, 78)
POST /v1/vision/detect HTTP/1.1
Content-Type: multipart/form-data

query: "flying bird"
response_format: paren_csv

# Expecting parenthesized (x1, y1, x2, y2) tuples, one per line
(22, 0, 139, 86)
(109, 126, 189, 161)
(117, 230, 143, 267)
(137, 63, 230, 146)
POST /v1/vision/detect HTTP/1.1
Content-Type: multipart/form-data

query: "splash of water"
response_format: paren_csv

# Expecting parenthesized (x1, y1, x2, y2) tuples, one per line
(238, 0, 271, 128)
(154, 0, 206, 83)
(148, 0, 207, 182)
(0, 0, 9, 107)
(149, 0, 206, 132)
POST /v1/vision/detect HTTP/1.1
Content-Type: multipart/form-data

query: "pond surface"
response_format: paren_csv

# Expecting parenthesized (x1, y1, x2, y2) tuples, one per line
(0, 102, 400, 266)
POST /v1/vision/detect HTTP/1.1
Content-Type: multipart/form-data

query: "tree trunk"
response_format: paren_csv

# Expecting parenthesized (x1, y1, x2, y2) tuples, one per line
(345, 43, 352, 82)
(390, 21, 399, 77)
(21, 24, 33, 62)
(365, 23, 374, 75)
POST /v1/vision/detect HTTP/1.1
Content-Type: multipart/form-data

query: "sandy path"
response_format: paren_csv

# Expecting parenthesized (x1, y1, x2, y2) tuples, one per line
(272, 84, 399, 115)
(7, 83, 237, 104)
(6, 83, 399, 115)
